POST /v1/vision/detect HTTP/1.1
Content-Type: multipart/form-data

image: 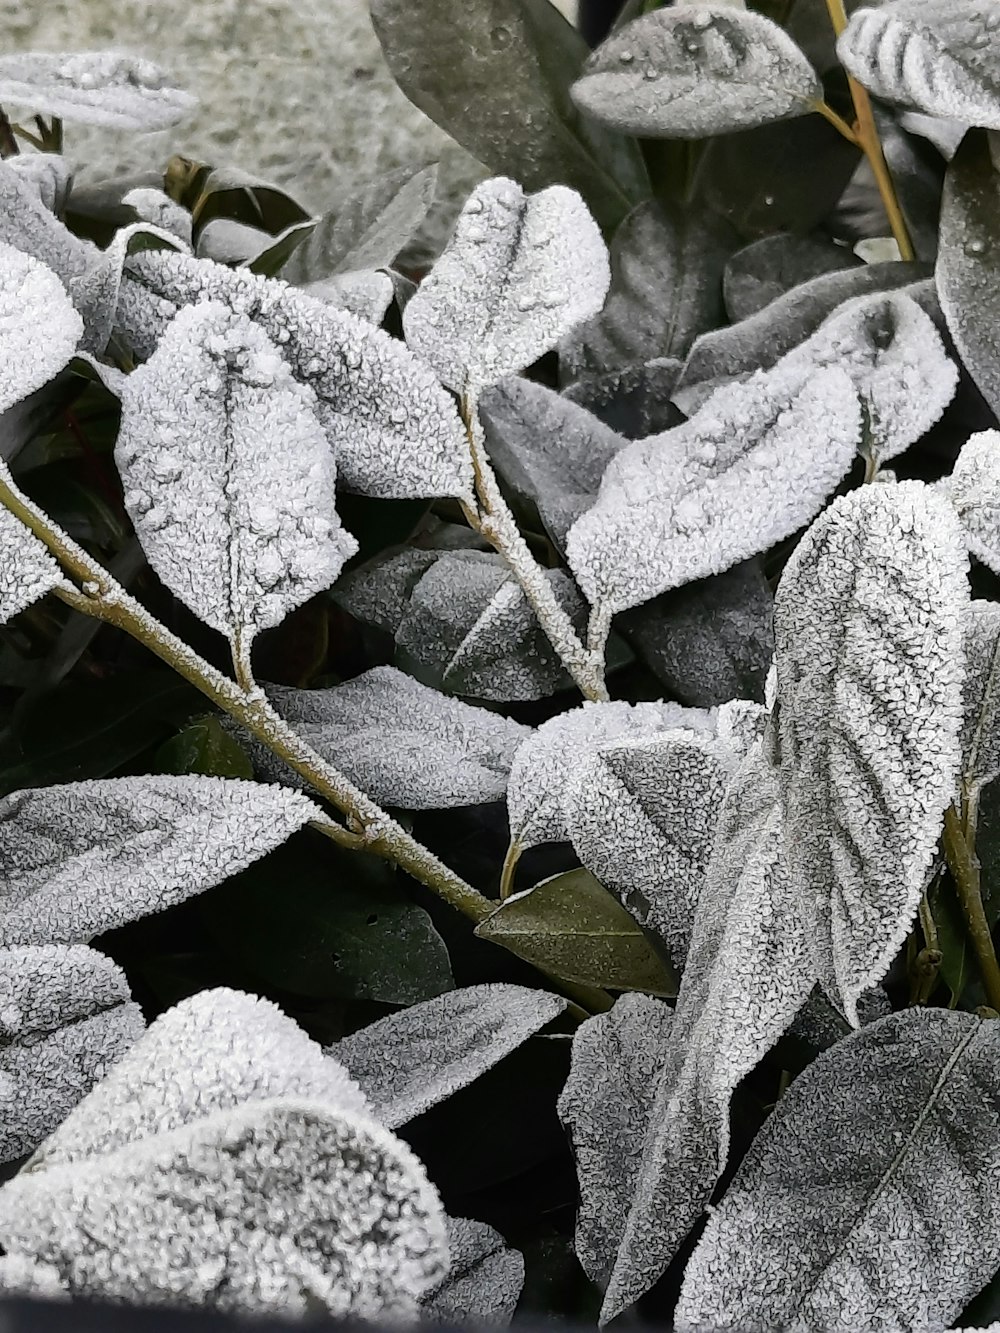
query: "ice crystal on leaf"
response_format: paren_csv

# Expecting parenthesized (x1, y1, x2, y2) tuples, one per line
(0, 944, 143, 1163)
(71, 222, 187, 356)
(122, 189, 194, 247)
(0, 52, 196, 130)
(948, 430, 1000, 574)
(0, 242, 83, 415)
(567, 361, 860, 620)
(0, 160, 95, 289)
(116, 300, 356, 658)
(838, 1, 1000, 130)
(329, 984, 566, 1128)
(0, 1254, 67, 1299)
(570, 4, 822, 139)
(676, 1009, 1000, 1333)
(422, 1217, 524, 1326)
(716, 698, 770, 758)
(961, 599, 1000, 794)
(506, 699, 717, 851)
(557, 994, 674, 1287)
(772, 482, 968, 1025)
(0, 504, 64, 630)
(403, 177, 610, 393)
(5, 154, 71, 215)
(0, 774, 319, 947)
(119, 248, 474, 500)
(565, 730, 736, 968)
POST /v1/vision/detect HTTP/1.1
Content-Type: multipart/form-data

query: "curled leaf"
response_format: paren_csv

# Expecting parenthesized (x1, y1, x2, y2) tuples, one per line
(70, 222, 187, 356)
(422, 1218, 524, 1326)
(0, 51, 196, 129)
(0, 160, 95, 289)
(4, 154, 72, 216)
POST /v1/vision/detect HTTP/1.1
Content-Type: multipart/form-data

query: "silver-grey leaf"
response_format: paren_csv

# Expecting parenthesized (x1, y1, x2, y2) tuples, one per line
(302, 269, 395, 326)
(0, 160, 95, 289)
(676, 1008, 1000, 1333)
(329, 983, 566, 1128)
(4, 154, 72, 216)
(949, 430, 1000, 574)
(565, 730, 736, 968)
(837, 1, 1000, 129)
(70, 221, 186, 355)
(116, 299, 356, 657)
(772, 481, 968, 1024)
(334, 548, 443, 638)
(724, 232, 863, 323)
(0, 51, 196, 130)
(0, 775, 320, 947)
(0, 242, 83, 415)
(557, 993, 674, 1287)
(421, 1217, 524, 1326)
(0, 944, 143, 1163)
(403, 176, 610, 392)
(571, 4, 821, 139)
(561, 356, 683, 438)
(0, 503, 64, 629)
(961, 598, 1000, 794)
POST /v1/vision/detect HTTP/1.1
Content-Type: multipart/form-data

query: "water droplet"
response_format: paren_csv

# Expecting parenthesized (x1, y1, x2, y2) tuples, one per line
(763, 194, 775, 206)
(490, 23, 512, 49)
(685, 39, 701, 54)
(966, 237, 989, 256)
(465, 197, 484, 215)
(618, 49, 635, 64)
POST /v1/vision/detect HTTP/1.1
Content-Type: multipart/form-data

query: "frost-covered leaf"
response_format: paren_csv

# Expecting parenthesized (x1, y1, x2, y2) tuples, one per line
(0, 1254, 66, 1299)
(70, 222, 186, 355)
(507, 698, 717, 851)
(120, 248, 474, 501)
(0, 52, 195, 130)
(675, 1008, 1000, 1333)
(257, 667, 529, 809)
(404, 177, 610, 393)
(396, 549, 585, 701)
(302, 269, 395, 326)
(330, 983, 566, 1129)
(780, 290, 958, 465)
(772, 482, 968, 1024)
(333, 549, 443, 638)
(0, 1099, 446, 1317)
(938, 130, 1000, 421)
(837, 1, 1000, 129)
(560, 200, 735, 378)
(567, 362, 861, 620)
(116, 300, 355, 658)
(0, 160, 95, 289)
(561, 357, 682, 438)
(600, 752, 813, 1323)
(949, 431, 1000, 577)
(281, 165, 438, 285)
(422, 1217, 524, 1326)
(557, 993, 673, 1286)
(724, 232, 862, 323)
(0, 944, 143, 1163)
(961, 598, 1000, 794)
(0, 774, 319, 947)
(716, 698, 770, 758)
(475, 868, 678, 996)
(5, 154, 72, 216)
(565, 731, 735, 968)
(479, 377, 627, 550)
(122, 188, 193, 246)
(0, 503, 64, 629)
(571, 4, 821, 138)
(0, 243, 83, 415)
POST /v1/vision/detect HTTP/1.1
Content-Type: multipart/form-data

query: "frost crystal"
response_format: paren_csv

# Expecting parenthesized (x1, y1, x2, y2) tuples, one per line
(0, 52, 196, 130)
(0, 160, 95, 288)
(570, 4, 822, 138)
(303, 269, 396, 326)
(4, 153, 72, 215)
(0, 503, 64, 629)
(71, 222, 187, 355)
(0, 774, 319, 947)
(403, 177, 610, 393)
(676, 1009, 1000, 1333)
(330, 984, 566, 1128)
(716, 698, 770, 758)
(772, 482, 968, 1024)
(120, 247, 474, 500)
(0, 242, 83, 415)
(947, 430, 1000, 574)
(838, 1, 1000, 129)
(557, 993, 674, 1286)
(333, 548, 441, 637)
(117, 300, 356, 654)
(422, 1217, 524, 1326)
(565, 730, 736, 968)
(506, 698, 717, 851)
(600, 753, 813, 1324)
(567, 361, 860, 618)
(961, 599, 1000, 794)
(0, 944, 143, 1163)
(122, 189, 194, 246)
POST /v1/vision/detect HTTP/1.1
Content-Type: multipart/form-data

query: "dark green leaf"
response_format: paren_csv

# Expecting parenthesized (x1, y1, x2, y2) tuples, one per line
(154, 716, 255, 779)
(723, 231, 862, 322)
(188, 165, 310, 243)
(560, 357, 682, 437)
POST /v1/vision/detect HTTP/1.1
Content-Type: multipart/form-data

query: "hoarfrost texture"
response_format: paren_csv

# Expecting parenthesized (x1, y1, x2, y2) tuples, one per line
(0, 159, 95, 288)
(0, 241, 83, 415)
(421, 1217, 524, 1326)
(961, 599, 1000, 793)
(948, 430, 1000, 574)
(0, 504, 65, 630)
(0, 51, 196, 129)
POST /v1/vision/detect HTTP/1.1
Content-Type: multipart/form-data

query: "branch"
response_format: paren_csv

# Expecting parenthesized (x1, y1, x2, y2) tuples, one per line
(942, 802, 1000, 1011)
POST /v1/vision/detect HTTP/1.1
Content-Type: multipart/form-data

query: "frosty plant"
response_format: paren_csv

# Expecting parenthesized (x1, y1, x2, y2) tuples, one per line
(8, 0, 1000, 1328)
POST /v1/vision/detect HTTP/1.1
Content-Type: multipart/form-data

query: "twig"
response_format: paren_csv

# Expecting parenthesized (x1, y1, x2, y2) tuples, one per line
(942, 803, 1000, 1011)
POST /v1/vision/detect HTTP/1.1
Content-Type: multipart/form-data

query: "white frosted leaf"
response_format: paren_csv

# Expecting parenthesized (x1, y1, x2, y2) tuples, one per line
(962, 598, 1000, 793)
(949, 430, 1000, 573)
(122, 188, 193, 246)
(116, 300, 355, 655)
(567, 362, 861, 619)
(716, 698, 770, 758)
(422, 1217, 524, 1326)
(0, 1098, 447, 1317)
(837, 1, 1000, 129)
(772, 482, 968, 1024)
(0, 944, 143, 1163)
(403, 177, 610, 392)
(0, 52, 194, 129)
(565, 730, 735, 968)
(396, 549, 585, 702)
(0, 242, 82, 415)
(507, 698, 717, 851)
(0, 774, 319, 947)
(5, 154, 72, 215)
(29, 987, 370, 1169)
(260, 667, 530, 809)
(0, 1254, 66, 1299)
(0, 160, 95, 289)
(676, 1008, 1000, 1333)
(781, 290, 959, 464)
(571, 4, 821, 138)
(120, 248, 473, 501)
(479, 376, 627, 550)
(303, 269, 395, 326)
(601, 752, 813, 1324)
(0, 502, 64, 628)
(330, 984, 566, 1129)
(70, 222, 187, 355)
(557, 993, 674, 1286)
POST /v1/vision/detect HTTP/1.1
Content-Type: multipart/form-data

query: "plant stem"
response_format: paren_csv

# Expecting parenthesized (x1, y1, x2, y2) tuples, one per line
(810, 98, 859, 146)
(823, 0, 915, 261)
(942, 803, 1000, 1011)
(500, 839, 522, 902)
(460, 394, 609, 702)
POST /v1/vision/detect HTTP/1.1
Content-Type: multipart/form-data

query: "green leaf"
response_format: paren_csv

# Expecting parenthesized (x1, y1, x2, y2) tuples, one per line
(369, 0, 649, 232)
(187, 164, 310, 244)
(474, 867, 677, 996)
(154, 716, 255, 780)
